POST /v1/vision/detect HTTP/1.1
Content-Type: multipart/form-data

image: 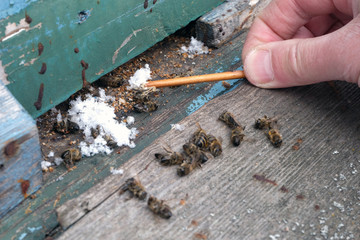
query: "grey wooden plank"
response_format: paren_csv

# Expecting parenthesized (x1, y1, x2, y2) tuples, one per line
(57, 81, 360, 239)
(196, 0, 272, 47)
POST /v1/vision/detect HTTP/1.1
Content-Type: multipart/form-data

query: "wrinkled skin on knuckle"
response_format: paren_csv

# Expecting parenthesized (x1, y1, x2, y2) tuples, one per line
(286, 41, 306, 84)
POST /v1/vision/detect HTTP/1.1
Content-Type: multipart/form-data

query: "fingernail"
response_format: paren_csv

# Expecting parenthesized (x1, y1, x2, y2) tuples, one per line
(245, 49, 274, 85)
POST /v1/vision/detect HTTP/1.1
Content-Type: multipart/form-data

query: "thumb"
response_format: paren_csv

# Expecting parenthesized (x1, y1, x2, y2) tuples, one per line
(243, 18, 360, 88)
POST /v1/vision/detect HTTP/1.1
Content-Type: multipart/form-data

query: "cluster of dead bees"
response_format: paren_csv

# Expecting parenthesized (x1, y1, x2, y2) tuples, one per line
(154, 111, 282, 178)
(51, 88, 160, 169)
(120, 111, 282, 219)
(120, 177, 173, 219)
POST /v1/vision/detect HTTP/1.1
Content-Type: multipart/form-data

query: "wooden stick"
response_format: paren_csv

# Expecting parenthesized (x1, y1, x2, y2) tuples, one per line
(145, 70, 245, 88)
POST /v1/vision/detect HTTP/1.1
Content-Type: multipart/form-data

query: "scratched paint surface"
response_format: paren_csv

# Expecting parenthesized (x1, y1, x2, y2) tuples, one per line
(0, 81, 43, 218)
(0, 0, 225, 118)
(0, 0, 39, 20)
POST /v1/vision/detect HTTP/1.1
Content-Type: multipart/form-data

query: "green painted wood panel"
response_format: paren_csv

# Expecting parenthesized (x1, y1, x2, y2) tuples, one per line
(0, 0, 224, 118)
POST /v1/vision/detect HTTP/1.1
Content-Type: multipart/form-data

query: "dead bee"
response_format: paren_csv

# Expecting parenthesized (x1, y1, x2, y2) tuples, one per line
(230, 126, 245, 146)
(219, 111, 239, 129)
(155, 146, 185, 166)
(133, 101, 158, 113)
(61, 148, 82, 169)
(91, 126, 101, 138)
(177, 157, 201, 177)
(147, 196, 172, 219)
(191, 123, 208, 149)
(219, 111, 245, 146)
(97, 75, 123, 88)
(91, 126, 117, 148)
(53, 118, 79, 134)
(133, 88, 159, 113)
(120, 177, 147, 200)
(133, 87, 158, 102)
(207, 134, 222, 157)
(254, 115, 276, 130)
(183, 142, 208, 164)
(267, 128, 282, 147)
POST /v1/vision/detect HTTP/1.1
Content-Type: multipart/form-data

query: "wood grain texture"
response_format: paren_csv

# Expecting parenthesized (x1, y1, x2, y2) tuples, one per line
(196, 0, 271, 47)
(58, 82, 360, 240)
(0, 27, 247, 240)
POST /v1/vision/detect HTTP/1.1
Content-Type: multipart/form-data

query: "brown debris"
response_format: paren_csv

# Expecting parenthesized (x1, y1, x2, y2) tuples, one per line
(279, 185, 289, 193)
(18, 179, 30, 198)
(296, 194, 305, 200)
(194, 233, 207, 240)
(34, 83, 44, 110)
(38, 43, 44, 56)
(253, 174, 277, 186)
(25, 11, 32, 24)
(222, 81, 231, 89)
(81, 60, 89, 69)
(4, 140, 19, 157)
(292, 138, 303, 150)
(190, 219, 199, 226)
(179, 199, 186, 205)
(39, 63, 47, 74)
(144, 0, 148, 9)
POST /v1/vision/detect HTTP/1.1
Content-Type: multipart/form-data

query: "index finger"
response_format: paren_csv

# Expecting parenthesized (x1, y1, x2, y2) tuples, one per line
(242, 0, 351, 58)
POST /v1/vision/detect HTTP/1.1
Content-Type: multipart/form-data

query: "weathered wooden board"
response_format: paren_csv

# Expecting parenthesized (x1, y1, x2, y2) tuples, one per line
(0, 28, 247, 240)
(197, 0, 271, 47)
(0, 0, 225, 118)
(0, 81, 42, 218)
(57, 81, 360, 239)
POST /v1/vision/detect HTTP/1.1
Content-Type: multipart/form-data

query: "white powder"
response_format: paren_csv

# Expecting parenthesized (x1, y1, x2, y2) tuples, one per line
(56, 112, 62, 122)
(171, 123, 185, 131)
(269, 234, 280, 240)
(180, 37, 209, 58)
(110, 167, 124, 175)
(79, 137, 113, 156)
(41, 161, 52, 171)
(47, 151, 54, 158)
(320, 225, 328, 239)
(127, 64, 152, 89)
(126, 116, 135, 125)
(56, 176, 64, 181)
(54, 157, 63, 166)
(99, 88, 115, 102)
(68, 91, 138, 157)
(333, 201, 345, 212)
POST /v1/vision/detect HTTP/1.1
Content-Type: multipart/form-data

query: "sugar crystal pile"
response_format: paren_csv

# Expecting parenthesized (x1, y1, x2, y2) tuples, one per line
(68, 89, 138, 157)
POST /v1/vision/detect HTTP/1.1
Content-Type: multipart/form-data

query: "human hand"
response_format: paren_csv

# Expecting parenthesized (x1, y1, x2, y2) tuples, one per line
(242, 0, 360, 88)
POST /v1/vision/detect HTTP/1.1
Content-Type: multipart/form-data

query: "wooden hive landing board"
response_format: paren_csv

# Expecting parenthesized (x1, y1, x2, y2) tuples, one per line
(57, 81, 360, 239)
